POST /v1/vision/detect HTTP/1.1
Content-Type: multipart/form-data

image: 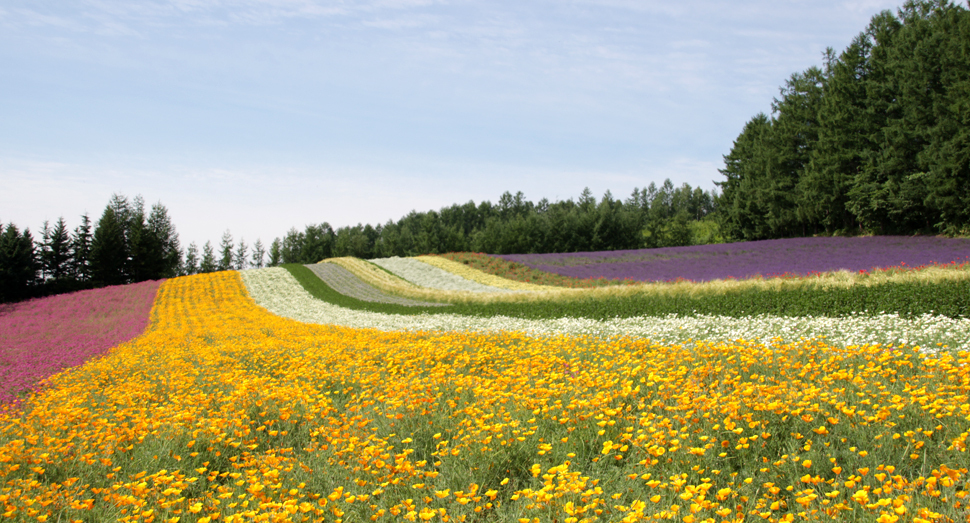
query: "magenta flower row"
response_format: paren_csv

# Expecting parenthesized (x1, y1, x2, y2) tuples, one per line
(0, 279, 163, 407)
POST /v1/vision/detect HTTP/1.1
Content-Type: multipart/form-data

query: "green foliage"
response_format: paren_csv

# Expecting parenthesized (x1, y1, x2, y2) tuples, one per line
(89, 205, 128, 286)
(40, 217, 71, 281)
(199, 241, 218, 273)
(0, 223, 38, 302)
(720, 0, 970, 238)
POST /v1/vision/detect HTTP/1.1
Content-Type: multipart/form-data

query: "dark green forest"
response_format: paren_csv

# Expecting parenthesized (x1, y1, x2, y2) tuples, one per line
(719, 0, 970, 239)
(2, 0, 968, 303)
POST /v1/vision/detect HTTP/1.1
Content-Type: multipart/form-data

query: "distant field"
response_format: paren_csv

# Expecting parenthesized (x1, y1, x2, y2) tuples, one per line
(497, 236, 970, 282)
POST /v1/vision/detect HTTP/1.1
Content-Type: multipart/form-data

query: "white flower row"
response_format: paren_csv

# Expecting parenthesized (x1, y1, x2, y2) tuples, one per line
(369, 257, 513, 293)
(241, 268, 970, 351)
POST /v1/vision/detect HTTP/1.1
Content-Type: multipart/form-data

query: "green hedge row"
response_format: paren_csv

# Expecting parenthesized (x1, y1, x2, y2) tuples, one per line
(282, 264, 970, 320)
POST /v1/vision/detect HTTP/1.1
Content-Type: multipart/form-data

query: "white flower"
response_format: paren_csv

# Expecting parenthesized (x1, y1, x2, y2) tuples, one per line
(242, 268, 970, 352)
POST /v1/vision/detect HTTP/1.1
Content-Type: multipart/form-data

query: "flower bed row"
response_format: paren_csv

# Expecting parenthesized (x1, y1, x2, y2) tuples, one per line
(1, 270, 966, 523)
(415, 255, 553, 291)
(0, 279, 162, 406)
(245, 267, 970, 350)
(298, 259, 970, 321)
(435, 252, 630, 288)
(498, 236, 970, 282)
(303, 263, 448, 307)
(369, 257, 513, 293)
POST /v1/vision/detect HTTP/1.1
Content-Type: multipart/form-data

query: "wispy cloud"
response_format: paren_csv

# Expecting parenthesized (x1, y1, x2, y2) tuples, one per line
(1, 0, 906, 243)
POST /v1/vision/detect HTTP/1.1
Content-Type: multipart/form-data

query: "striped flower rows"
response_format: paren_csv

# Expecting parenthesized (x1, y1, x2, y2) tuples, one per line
(369, 257, 514, 293)
(242, 267, 970, 350)
(1, 271, 967, 523)
(303, 263, 449, 307)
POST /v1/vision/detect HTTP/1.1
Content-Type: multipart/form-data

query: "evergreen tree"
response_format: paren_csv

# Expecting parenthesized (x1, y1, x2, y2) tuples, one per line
(127, 206, 157, 282)
(802, 40, 872, 234)
(183, 242, 199, 275)
(233, 238, 248, 270)
(849, 7, 928, 232)
(909, 0, 970, 232)
(251, 239, 266, 269)
(268, 238, 282, 267)
(280, 228, 303, 263)
(199, 241, 218, 273)
(0, 223, 38, 302)
(146, 202, 182, 278)
(41, 217, 72, 281)
(69, 213, 93, 282)
(218, 230, 234, 271)
(90, 206, 129, 286)
(769, 66, 826, 236)
(717, 113, 779, 240)
(301, 223, 335, 262)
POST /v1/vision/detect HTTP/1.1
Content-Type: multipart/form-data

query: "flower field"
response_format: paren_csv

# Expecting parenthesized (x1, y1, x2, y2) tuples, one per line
(434, 253, 631, 289)
(498, 237, 970, 283)
(0, 280, 162, 406)
(1, 270, 968, 523)
(369, 258, 513, 293)
(246, 267, 970, 350)
(302, 264, 448, 307)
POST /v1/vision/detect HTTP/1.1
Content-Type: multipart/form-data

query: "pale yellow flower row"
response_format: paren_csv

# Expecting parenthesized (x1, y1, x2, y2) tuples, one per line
(414, 256, 554, 291)
(322, 256, 970, 305)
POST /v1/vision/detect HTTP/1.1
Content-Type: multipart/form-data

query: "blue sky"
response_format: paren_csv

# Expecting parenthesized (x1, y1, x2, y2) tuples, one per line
(2, 0, 902, 249)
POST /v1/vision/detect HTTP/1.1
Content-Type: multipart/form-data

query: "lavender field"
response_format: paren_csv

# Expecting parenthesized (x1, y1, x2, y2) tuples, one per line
(499, 236, 970, 282)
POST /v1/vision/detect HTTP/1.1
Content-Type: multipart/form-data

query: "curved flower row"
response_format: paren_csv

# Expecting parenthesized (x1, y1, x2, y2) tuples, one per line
(369, 257, 513, 293)
(415, 255, 555, 291)
(243, 267, 970, 350)
(324, 255, 970, 307)
(303, 263, 449, 307)
(0, 279, 162, 406)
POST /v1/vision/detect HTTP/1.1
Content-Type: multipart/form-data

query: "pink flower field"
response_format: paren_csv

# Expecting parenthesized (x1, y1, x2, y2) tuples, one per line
(0, 280, 162, 406)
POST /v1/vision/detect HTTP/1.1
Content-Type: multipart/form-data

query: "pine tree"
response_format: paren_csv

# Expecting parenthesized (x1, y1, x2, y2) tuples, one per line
(802, 40, 872, 234)
(90, 206, 129, 286)
(717, 113, 777, 240)
(69, 214, 93, 281)
(0, 223, 39, 302)
(251, 239, 266, 269)
(41, 217, 72, 281)
(183, 242, 199, 275)
(218, 230, 234, 271)
(199, 241, 217, 273)
(268, 238, 282, 267)
(233, 238, 248, 270)
(770, 66, 826, 236)
(140, 202, 182, 279)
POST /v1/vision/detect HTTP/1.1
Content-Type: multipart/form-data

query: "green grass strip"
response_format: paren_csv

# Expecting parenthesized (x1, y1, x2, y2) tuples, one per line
(283, 264, 970, 320)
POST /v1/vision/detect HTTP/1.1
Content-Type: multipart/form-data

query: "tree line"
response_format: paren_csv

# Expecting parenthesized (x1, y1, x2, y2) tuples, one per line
(1, 181, 719, 302)
(718, 0, 970, 240)
(264, 180, 718, 264)
(1, 195, 184, 303)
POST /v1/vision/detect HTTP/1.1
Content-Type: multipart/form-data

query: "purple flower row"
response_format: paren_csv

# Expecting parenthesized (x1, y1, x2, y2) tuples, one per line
(0, 279, 162, 407)
(497, 236, 970, 282)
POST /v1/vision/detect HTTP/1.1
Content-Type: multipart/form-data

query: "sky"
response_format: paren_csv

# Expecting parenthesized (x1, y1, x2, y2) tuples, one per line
(1, 0, 904, 249)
